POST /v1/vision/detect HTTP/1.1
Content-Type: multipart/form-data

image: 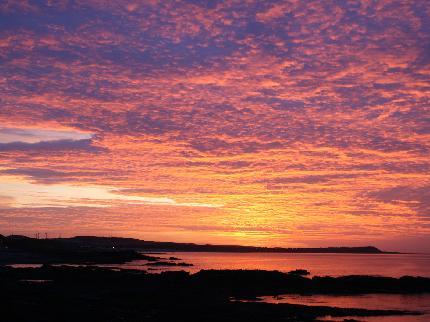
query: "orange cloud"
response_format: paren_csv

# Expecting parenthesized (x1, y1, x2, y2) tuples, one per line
(0, 0, 429, 251)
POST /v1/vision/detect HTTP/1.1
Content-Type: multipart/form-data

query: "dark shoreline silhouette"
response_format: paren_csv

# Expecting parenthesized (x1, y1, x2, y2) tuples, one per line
(1, 234, 393, 258)
(62, 235, 395, 253)
(0, 234, 396, 268)
(1, 265, 427, 322)
(1, 234, 428, 321)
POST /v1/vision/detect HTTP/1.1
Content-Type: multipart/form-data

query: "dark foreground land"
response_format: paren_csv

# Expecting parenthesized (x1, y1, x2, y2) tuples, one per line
(0, 265, 430, 322)
(1, 234, 426, 321)
(1, 265, 429, 322)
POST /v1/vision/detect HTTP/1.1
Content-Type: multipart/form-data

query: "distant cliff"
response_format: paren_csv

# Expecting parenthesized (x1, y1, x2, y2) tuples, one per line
(68, 236, 389, 253)
(1, 234, 393, 253)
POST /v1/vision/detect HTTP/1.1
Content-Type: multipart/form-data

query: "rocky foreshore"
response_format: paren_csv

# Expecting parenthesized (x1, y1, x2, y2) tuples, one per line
(1, 235, 427, 321)
(1, 265, 428, 322)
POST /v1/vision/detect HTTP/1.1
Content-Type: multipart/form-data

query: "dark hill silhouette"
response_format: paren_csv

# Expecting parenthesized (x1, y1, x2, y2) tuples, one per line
(1, 234, 391, 254)
(67, 235, 389, 253)
(1, 235, 393, 266)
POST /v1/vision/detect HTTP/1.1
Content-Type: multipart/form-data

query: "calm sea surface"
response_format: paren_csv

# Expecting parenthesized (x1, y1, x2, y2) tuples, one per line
(119, 252, 430, 277)
(262, 293, 430, 322)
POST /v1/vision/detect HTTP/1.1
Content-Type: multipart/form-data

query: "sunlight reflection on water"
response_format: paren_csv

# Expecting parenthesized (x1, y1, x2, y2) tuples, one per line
(262, 293, 430, 322)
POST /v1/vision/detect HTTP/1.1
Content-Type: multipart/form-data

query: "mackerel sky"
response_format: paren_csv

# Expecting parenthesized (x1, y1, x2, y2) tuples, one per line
(1, 1, 429, 251)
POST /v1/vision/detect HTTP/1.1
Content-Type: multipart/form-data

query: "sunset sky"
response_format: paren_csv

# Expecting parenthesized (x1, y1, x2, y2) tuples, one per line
(1, 1, 429, 252)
